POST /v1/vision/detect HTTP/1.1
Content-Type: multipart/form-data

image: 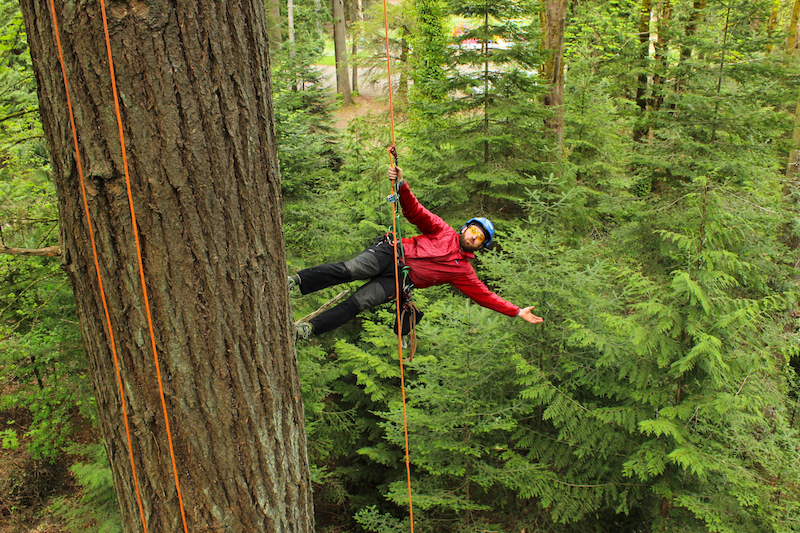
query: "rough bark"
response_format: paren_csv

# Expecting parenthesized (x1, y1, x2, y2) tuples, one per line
(332, 0, 353, 104)
(288, 0, 296, 53)
(19, 1, 313, 532)
(542, 0, 569, 154)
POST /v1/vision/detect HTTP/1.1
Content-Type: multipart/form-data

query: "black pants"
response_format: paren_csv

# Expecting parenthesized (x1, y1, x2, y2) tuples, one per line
(298, 238, 402, 335)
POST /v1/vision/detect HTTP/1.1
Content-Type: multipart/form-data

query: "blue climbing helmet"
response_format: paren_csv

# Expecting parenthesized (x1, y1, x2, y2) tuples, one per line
(462, 217, 495, 248)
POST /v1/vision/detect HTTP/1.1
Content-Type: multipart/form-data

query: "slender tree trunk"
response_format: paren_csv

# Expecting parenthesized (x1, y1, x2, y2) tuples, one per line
(332, 0, 353, 104)
(767, 0, 780, 53)
(314, 0, 323, 35)
(652, 0, 671, 112)
(675, 0, 706, 95)
(268, 0, 283, 48)
(288, 0, 297, 90)
(679, 0, 706, 63)
(788, 95, 800, 182)
(351, 0, 362, 95)
(19, 2, 313, 532)
(710, 2, 732, 143)
(288, 0, 296, 53)
(788, 0, 800, 51)
(542, 0, 569, 154)
(399, 37, 410, 97)
(633, 0, 652, 142)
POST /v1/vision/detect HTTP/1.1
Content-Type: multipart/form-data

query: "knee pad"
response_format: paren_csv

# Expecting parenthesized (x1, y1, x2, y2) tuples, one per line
(352, 277, 396, 312)
(343, 252, 384, 280)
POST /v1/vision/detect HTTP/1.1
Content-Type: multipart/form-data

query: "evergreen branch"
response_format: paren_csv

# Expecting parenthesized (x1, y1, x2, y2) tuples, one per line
(724, 191, 778, 214)
(546, 477, 617, 489)
(294, 290, 350, 325)
(513, 425, 630, 458)
(2, 217, 59, 224)
(0, 243, 61, 257)
(0, 107, 37, 124)
(4, 134, 45, 147)
(6, 280, 70, 336)
(519, 359, 631, 431)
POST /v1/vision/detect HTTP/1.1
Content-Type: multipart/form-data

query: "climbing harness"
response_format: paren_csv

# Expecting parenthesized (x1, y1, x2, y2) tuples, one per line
(385, 179, 423, 361)
(49, 2, 190, 531)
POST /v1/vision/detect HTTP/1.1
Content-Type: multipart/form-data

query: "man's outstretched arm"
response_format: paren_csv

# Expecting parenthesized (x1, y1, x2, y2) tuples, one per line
(389, 166, 449, 235)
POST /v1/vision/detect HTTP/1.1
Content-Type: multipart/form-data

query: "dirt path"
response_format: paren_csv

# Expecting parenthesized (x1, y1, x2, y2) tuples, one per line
(318, 65, 391, 129)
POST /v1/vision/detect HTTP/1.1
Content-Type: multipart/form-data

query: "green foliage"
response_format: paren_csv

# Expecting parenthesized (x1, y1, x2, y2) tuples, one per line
(270, 28, 339, 198)
(0, 0, 92, 465)
(410, 0, 448, 102)
(49, 444, 122, 533)
(1, 426, 18, 449)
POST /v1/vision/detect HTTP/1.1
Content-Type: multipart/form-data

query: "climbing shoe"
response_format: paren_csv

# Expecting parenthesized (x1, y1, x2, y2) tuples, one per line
(294, 322, 313, 342)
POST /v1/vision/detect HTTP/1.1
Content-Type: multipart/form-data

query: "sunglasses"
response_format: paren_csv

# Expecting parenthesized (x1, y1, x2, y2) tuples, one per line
(467, 225, 485, 244)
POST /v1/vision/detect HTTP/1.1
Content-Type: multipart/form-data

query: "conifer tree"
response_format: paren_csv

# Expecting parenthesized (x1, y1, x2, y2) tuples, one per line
(404, 0, 552, 213)
(409, 0, 448, 102)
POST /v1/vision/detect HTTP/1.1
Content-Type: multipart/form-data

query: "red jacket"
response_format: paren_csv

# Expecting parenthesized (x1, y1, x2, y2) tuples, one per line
(398, 181, 520, 317)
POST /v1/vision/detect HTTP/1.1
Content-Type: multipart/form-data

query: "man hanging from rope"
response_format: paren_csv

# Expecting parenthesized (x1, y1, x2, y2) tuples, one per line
(291, 166, 543, 339)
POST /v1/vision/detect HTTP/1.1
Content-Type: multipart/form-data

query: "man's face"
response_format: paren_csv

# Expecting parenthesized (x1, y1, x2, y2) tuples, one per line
(459, 224, 486, 252)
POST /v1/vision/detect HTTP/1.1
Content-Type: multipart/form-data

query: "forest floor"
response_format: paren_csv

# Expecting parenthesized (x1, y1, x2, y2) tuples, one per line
(0, 393, 71, 533)
(333, 93, 387, 129)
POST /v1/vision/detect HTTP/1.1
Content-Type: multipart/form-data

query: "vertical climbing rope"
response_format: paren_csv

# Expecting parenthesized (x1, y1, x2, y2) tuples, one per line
(98, 2, 190, 531)
(47, 2, 148, 531)
(383, 1, 415, 530)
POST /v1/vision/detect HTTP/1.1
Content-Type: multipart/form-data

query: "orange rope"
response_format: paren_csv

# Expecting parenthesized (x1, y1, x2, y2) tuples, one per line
(98, 2, 190, 531)
(46, 2, 148, 532)
(383, 2, 414, 530)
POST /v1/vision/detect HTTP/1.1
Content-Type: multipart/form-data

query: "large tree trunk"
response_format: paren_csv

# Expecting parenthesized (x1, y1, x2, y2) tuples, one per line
(20, 2, 313, 532)
(332, 0, 353, 104)
(542, 0, 569, 154)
